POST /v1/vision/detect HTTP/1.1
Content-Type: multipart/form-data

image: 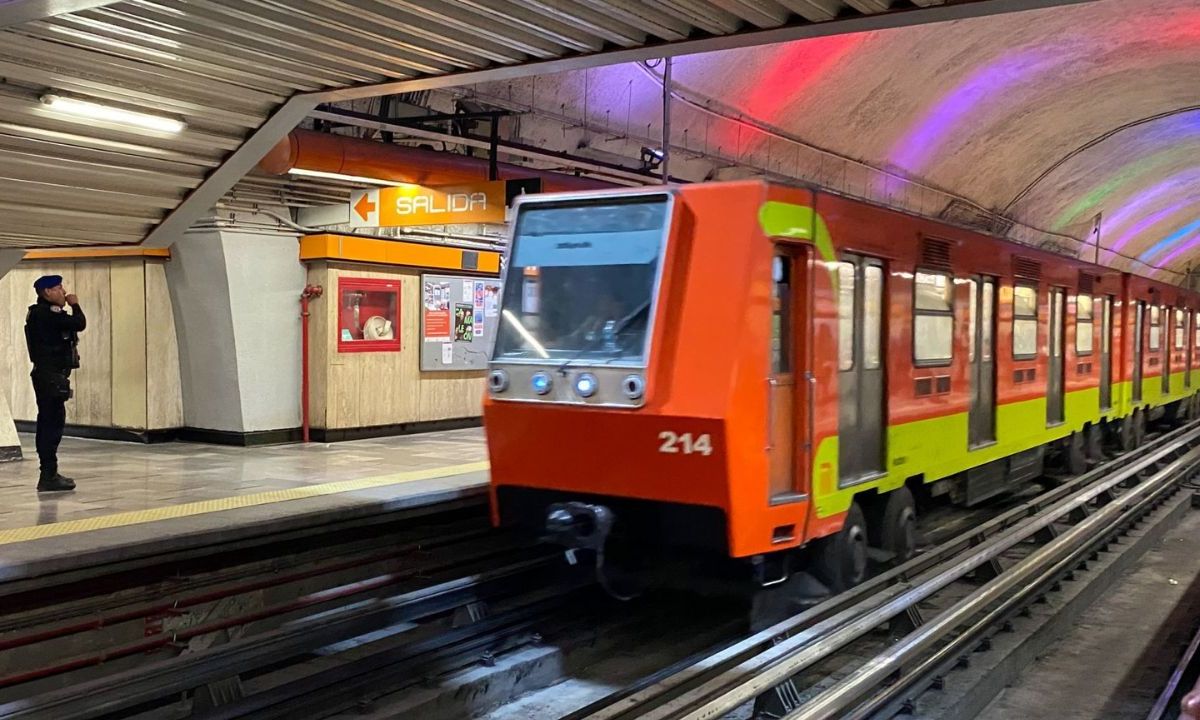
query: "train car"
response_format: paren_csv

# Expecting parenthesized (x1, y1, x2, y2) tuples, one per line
(482, 180, 1200, 592)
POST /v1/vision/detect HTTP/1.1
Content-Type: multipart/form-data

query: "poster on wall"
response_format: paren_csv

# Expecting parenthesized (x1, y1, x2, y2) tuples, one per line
(484, 283, 500, 318)
(453, 304, 474, 341)
(421, 273, 502, 371)
(423, 279, 451, 342)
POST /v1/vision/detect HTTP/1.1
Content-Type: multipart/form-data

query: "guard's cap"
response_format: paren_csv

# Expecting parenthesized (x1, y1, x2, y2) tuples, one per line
(33, 275, 62, 292)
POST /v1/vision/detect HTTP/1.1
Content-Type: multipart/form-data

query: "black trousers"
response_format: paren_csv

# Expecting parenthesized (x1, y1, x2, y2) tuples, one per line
(31, 370, 68, 477)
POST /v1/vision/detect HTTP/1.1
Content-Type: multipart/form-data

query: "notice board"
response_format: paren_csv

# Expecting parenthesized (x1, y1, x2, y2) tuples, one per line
(420, 274, 502, 371)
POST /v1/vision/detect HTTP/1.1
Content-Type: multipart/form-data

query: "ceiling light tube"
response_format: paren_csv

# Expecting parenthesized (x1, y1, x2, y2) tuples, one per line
(286, 168, 408, 186)
(40, 94, 186, 133)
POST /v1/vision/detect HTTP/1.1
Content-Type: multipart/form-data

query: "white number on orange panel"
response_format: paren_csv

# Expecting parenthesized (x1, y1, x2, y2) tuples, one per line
(658, 431, 713, 456)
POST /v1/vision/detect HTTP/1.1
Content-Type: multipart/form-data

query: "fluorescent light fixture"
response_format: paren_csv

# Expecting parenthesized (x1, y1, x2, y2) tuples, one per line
(40, 94, 186, 133)
(287, 168, 411, 187)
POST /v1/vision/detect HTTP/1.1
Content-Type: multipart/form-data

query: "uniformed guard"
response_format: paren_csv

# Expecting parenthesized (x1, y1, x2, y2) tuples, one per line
(24, 275, 86, 492)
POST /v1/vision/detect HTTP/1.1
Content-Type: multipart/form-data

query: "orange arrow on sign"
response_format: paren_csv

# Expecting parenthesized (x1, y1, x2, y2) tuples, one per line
(353, 193, 376, 222)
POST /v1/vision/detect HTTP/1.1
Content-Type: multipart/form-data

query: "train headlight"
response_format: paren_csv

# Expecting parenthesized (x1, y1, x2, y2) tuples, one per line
(574, 372, 598, 399)
(487, 369, 509, 393)
(622, 374, 645, 400)
(531, 371, 553, 395)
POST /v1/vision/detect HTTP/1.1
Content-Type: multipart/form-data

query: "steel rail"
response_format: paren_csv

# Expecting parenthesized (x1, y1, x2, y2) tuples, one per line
(576, 421, 1200, 720)
(648, 428, 1200, 720)
(790, 446, 1200, 719)
(0, 556, 563, 720)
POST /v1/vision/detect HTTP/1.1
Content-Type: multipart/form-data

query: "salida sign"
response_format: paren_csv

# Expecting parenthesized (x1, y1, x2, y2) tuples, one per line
(348, 181, 506, 228)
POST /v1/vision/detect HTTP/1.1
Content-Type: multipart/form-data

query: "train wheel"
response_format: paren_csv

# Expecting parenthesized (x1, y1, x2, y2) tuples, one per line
(880, 488, 917, 566)
(1086, 424, 1105, 464)
(814, 502, 869, 594)
(1066, 431, 1088, 475)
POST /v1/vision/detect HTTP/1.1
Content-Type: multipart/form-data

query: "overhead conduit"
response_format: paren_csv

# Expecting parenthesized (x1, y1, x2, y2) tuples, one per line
(258, 129, 615, 192)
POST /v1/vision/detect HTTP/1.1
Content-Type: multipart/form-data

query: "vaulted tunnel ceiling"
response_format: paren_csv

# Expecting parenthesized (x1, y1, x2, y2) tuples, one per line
(466, 0, 1200, 278)
(0, 0, 1090, 255)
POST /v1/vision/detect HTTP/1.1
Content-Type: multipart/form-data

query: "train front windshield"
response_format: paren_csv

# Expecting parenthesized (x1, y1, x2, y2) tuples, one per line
(494, 194, 670, 367)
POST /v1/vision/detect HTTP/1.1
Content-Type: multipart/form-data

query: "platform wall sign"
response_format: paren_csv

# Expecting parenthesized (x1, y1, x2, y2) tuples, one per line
(420, 273, 503, 371)
(349, 181, 507, 228)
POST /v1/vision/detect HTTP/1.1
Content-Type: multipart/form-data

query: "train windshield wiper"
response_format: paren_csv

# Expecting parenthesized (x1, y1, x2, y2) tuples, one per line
(556, 299, 652, 374)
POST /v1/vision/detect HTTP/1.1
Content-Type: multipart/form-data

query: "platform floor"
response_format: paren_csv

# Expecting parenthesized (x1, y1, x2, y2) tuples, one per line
(0, 429, 490, 579)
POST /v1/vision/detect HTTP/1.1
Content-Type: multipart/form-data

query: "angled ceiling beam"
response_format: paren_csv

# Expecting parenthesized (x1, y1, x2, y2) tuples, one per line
(0, 0, 124, 27)
(316, 0, 1097, 102)
(143, 0, 1096, 248)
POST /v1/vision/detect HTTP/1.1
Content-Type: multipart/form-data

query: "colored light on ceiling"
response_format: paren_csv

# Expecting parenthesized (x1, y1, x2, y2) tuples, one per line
(1139, 218, 1200, 261)
(888, 48, 1059, 174)
(1052, 149, 1185, 231)
(1102, 170, 1200, 253)
(1105, 200, 1195, 255)
(1157, 234, 1200, 267)
(1051, 112, 1200, 231)
(713, 34, 866, 150)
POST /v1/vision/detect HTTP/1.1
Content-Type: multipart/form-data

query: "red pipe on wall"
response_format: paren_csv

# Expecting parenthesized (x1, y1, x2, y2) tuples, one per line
(259, 129, 614, 192)
(300, 284, 323, 443)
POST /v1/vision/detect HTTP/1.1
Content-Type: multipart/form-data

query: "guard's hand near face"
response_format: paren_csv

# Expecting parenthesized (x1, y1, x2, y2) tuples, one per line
(65, 294, 78, 306)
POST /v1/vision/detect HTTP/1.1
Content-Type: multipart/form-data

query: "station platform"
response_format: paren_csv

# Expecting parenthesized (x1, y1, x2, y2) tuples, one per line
(0, 429, 490, 584)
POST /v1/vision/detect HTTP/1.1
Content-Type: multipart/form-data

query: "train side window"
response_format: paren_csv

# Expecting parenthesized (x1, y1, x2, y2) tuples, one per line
(913, 270, 953, 366)
(1150, 305, 1161, 351)
(863, 265, 883, 370)
(1195, 311, 1200, 349)
(1012, 284, 1038, 360)
(1076, 294, 1094, 355)
(837, 262, 855, 371)
(771, 255, 791, 374)
(1175, 308, 1186, 350)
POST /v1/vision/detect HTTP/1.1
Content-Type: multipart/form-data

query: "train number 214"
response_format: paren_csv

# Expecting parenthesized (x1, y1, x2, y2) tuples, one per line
(658, 431, 713, 456)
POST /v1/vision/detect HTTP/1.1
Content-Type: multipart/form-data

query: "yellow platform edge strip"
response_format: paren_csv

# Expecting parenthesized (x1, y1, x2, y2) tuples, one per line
(0, 461, 490, 547)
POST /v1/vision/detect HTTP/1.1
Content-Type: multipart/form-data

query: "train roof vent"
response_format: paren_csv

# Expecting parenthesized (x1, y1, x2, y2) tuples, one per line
(1079, 272, 1095, 293)
(939, 198, 1014, 235)
(921, 238, 953, 271)
(1013, 256, 1042, 281)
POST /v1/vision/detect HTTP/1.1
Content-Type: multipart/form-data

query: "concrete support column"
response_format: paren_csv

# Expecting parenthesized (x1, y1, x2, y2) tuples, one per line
(0, 249, 23, 460)
(166, 210, 305, 439)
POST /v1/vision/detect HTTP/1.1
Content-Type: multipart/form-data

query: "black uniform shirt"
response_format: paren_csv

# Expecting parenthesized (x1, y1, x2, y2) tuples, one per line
(25, 298, 86, 371)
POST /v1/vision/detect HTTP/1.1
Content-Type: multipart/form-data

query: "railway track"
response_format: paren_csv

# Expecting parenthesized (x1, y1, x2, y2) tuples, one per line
(0, 500, 585, 720)
(567, 420, 1200, 720)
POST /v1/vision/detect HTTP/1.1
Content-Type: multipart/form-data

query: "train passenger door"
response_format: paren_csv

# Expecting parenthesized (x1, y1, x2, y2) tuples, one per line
(837, 255, 886, 483)
(1047, 287, 1066, 425)
(1187, 311, 1195, 390)
(968, 277, 996, 446)
(1100, 295, 1113, 411)
(767, 248, 807, 504)
(1156, 306, 1168, 396)
(1133, 301, 1145, 403)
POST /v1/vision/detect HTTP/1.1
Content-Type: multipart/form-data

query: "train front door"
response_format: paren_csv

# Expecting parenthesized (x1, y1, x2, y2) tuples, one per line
(1047, 287, 1066, 425)
(767, 247, 809, 506)
(837, 254, 886, 483)
(968, 277, 996, 446)
(1100, 296, 1113, 411)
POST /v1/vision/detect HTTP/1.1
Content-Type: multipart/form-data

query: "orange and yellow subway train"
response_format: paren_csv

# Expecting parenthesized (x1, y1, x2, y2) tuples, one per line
(481, 180, 1200, 590)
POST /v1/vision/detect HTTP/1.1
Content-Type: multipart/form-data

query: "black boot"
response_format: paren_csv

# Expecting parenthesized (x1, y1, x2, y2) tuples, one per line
(37, 473, 74, 492)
